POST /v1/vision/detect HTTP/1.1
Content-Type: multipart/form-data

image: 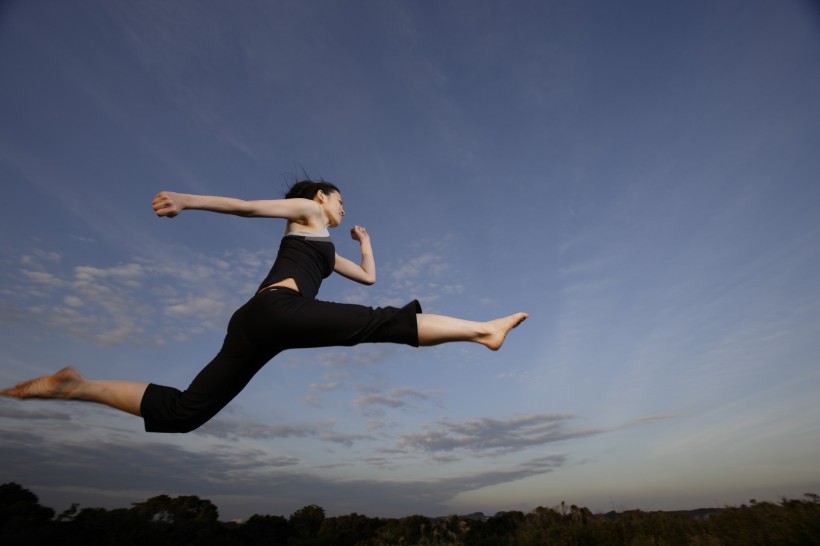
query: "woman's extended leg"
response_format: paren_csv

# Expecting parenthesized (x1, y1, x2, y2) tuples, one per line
(417, 312, 528, 350)
(0, 306, 529, 429)
(0, 367, 147, 416)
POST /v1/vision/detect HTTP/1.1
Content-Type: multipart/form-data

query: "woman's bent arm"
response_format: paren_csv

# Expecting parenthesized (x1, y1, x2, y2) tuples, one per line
(152, 191, 320, 221)
(334, 226, 376, 285)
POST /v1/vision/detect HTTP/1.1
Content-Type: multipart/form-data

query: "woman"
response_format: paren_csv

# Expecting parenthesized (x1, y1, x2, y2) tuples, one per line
(1, 181, 527, 433)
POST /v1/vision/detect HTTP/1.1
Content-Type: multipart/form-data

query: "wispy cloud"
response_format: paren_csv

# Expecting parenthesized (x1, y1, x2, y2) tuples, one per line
(309, 381, 340, 392)
(0, 405, 72, 421)
(197, 417, 337, 442)
(311, 346, 400, 369)
(0, 396, 673, 520)
(21, 250, 62, 264)
(191, 415, 380, 448)
(496, 371, 531, 383)
(165, 295, 225, 317)
(391, 253, 446, 282)
(4, 246, 270, 346)
(398, 413, 673, 456)
(320, 432, 377, 448)
(353, 387, 442, 417)
(399, 413, 577, 454)
(0, 421, 570, 518)
(375, 236, 469, 310)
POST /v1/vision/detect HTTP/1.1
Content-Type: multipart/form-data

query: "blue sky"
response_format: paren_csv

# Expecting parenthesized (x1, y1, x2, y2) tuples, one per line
(1, 0, 819, 520)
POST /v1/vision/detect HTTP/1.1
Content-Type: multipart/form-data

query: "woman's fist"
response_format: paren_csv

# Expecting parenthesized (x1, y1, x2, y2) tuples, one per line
(350, 225, 370, 243)
(152, 191, 183, 218)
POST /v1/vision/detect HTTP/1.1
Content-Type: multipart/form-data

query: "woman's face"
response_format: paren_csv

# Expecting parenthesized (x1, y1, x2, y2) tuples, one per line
(318, 190, 345, 227)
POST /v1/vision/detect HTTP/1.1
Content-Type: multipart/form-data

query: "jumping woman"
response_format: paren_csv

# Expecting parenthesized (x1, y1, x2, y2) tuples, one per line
(1, 181, 527, 433)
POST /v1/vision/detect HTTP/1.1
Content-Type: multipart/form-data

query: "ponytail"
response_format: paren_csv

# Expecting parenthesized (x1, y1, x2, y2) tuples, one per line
(285, 179, 340, 200)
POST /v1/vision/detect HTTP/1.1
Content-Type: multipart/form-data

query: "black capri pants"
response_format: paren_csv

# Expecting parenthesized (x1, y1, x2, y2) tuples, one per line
(140, 288, 421, 433)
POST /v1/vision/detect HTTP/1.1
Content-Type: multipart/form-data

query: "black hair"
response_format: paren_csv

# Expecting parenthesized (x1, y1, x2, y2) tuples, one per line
(285, 179, 340, 200)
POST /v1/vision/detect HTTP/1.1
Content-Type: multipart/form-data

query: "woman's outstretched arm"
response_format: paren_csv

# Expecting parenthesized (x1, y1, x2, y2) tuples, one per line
(334, 225, 376, 285)
(152, 191, 321, 221)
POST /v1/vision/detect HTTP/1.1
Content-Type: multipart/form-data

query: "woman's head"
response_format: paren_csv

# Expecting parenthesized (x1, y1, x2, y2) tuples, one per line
(285, 179, 340, 200)
(286, 179, 344, 227)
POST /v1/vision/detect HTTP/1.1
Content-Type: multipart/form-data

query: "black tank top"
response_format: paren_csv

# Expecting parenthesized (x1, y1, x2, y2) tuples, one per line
(258, 234, 335, 299)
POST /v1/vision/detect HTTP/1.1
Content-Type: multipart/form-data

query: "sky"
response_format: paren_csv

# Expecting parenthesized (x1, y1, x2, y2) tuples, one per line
(1, 0, 819, 521)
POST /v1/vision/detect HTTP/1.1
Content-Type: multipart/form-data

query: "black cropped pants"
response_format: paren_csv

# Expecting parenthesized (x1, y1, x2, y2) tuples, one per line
(140, 288, 421, 433)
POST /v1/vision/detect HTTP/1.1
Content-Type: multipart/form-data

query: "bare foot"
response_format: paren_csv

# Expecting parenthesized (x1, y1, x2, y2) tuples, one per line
(0, 367, 84, 399)
(480, 312, 528, 351)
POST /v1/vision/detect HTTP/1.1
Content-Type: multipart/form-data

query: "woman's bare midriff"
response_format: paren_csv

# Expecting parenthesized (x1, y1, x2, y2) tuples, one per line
(257, 278, 300, 295)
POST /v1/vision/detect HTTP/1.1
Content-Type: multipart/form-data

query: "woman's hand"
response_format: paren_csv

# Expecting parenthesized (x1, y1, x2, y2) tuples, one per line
(350, 225, 370, 244)
(152, 191, 184, 218)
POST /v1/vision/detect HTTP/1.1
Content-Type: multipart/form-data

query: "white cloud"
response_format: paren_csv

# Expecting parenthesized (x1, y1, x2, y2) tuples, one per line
(391, 253, 440, 282)
(20, 270, 64, 287)
(63, 296, 84, 307)
(309, 382, 340, 392)
(496, 371, 530, 383)
(165, 296, 224, 317)
(74, 263, 146, 284)
(301, 395, 322, 408)
(21, 250, 62, 264)
(340, 286, 370, 305)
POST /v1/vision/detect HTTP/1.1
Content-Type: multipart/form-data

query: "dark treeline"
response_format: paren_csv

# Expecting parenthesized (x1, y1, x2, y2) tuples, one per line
(2, 482, 819, 545)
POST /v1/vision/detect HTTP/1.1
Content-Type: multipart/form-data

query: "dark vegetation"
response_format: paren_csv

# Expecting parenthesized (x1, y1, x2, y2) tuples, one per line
(2, 482, 818, 545)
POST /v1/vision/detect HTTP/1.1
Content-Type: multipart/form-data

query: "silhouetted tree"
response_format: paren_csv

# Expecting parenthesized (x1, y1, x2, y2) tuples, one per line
(61, 507, 159, 546)
(3, 482, 820, 546)
(239, 514, 289, 545)
(129, 494, 225, 546)
(486, 510, 525, 541)
(289, 504, 325, 545)
(373, 514, 431, 545)
(318, 512, 380, 546)
(132, 493, 219, 523)
(0, 482, 54, 538)
(703, 494, 820, 546)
